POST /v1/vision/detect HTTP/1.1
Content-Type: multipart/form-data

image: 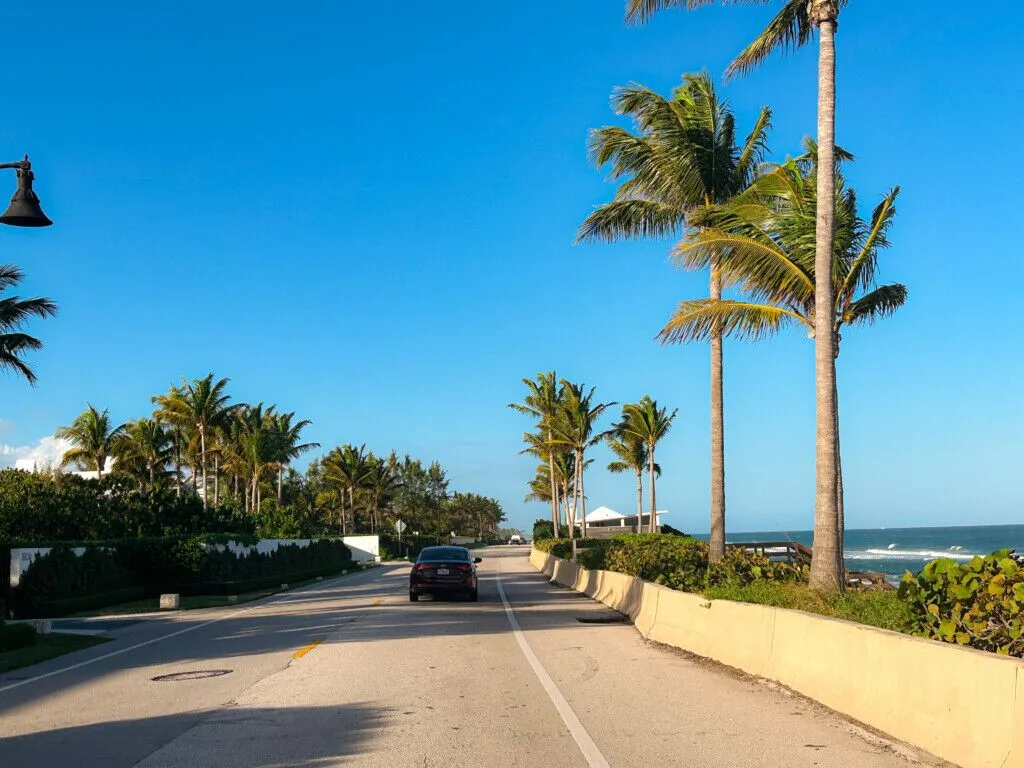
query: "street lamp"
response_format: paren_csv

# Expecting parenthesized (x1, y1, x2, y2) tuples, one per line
(0, 156, 52, 227)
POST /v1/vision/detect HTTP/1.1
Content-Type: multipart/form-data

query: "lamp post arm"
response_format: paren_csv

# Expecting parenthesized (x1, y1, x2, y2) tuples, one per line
(0, 156, 31, 171)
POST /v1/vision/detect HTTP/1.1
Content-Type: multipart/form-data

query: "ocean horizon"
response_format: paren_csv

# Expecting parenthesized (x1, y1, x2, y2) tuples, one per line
(693, 523, 1024, 580)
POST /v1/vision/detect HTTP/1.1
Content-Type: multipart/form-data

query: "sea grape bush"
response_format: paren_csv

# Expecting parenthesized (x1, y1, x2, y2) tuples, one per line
(898, 550, 1024, 657)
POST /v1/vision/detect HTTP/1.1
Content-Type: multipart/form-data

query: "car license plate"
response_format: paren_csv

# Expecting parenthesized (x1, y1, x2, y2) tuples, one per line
(437, 568, 450, 575)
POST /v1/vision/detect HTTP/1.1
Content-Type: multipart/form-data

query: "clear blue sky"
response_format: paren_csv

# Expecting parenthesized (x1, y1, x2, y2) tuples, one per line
(1, 2, 1021, 534)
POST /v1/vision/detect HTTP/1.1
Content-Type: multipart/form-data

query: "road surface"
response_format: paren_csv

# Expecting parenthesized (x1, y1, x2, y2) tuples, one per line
(0, 547, 941, 767)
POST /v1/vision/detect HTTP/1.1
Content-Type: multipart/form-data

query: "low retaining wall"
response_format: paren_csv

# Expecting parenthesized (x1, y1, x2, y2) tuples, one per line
(530, 547, 1024, 768)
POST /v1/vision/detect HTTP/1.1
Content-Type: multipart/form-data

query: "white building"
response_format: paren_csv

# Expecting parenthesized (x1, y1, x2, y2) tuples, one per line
(573, 505, 668, 531)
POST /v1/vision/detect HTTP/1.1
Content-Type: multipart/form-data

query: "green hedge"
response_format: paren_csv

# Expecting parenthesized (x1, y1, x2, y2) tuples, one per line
(10, 538, 353, 618)
(532, 519, 554, 541)
(0, 622, 36, 652)
(34, 587, 147, 618)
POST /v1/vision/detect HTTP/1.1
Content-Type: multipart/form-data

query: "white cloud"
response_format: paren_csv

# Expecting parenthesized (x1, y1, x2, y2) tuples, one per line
(0, 435, 72, 471)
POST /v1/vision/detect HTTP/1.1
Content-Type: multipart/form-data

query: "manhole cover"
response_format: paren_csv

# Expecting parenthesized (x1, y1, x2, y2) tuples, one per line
(152, 669, 232, 682)
(575, 615, 629, 624)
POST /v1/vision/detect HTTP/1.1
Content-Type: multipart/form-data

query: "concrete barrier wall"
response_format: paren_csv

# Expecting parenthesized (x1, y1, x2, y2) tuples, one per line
(530, 548, 1024, 768)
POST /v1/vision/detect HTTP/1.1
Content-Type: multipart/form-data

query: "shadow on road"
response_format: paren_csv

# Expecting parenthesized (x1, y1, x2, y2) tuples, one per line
(0, 703, 387, 768)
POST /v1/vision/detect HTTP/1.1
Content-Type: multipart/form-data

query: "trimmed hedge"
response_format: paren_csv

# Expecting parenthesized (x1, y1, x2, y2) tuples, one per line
(10, 538, 354, 618)
(34, 587, 147, 618)
(0, 622, 36, 652)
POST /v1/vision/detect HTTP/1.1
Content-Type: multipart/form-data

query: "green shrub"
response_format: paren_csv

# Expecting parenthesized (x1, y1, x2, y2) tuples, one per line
(704, 581, 912, 633)
(576, 542, 611, 570)
(704, 546, 806, 588)
(603, 534, 708, 591)
(898, 550, 1024, 657)
(0, 622, 36, 652)
(532, 519, 554, 541)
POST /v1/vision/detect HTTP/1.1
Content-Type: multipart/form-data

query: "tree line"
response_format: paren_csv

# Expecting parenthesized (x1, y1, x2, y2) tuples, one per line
(566, 1, 905, 592)
(30, 373, 504, 542)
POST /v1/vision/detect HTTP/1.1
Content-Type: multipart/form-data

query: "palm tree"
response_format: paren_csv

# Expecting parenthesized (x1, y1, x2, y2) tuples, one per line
(56, 404, 125, 481)
(660, 153, 904, 586)
(549, 381, 616, 537)
(509, 372, 564, 537)
(0, 265, 57, 385)
(364, 452, 402, 533)
(616, 396, 677, 533)
(267, 411, 320, 504)
(113, 417, 173, 491)
(606, 423, 659, 532)
(157, 374, 233, 508)
(152, 385, 187, 497)
(578, 73, 770, 562)
(624, 0, 845, 589)
(323, 444, 371, 535)
(233, 403, 277, 514)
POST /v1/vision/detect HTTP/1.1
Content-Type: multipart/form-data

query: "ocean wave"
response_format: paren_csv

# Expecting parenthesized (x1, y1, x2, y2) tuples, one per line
(845, 548, 979, 561)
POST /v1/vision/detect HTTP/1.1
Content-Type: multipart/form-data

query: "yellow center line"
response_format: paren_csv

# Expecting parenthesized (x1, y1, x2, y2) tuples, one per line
(291, 638, 324, 660)
(372, 598, 385, 606)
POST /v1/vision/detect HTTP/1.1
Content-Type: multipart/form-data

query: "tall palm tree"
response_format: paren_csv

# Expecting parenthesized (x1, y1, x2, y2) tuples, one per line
(267, 411, 319, 504)
(112, 417, 173, 491)
(616, 396, 677, 533)
(56, 404, 125, 481)
(364, 452, 402, 533)
(660, 154, 904, 585)
(578, 73, 770, 562)
(606, 423, 659, 532)
(0, 265, 57, 385)
(509, 372, 564, 537)
(549, 381, 616, 537)
(623, 0, 845, 589)
(157, 374, 234, 508)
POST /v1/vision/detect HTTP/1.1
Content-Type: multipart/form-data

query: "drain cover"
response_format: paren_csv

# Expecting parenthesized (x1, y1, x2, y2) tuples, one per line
(152, 669, 232, 682)
(575, 614, 629, 624)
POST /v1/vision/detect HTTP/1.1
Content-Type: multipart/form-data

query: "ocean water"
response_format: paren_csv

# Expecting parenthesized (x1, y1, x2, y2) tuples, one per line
(697, 524, 1024, 581)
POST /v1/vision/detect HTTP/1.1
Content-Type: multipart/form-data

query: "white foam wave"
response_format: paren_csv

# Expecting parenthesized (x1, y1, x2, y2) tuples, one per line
(845, 548, 979, 561)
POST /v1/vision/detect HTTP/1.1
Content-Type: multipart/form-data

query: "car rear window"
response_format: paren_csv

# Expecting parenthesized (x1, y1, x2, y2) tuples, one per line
(417, 547, 470, 562)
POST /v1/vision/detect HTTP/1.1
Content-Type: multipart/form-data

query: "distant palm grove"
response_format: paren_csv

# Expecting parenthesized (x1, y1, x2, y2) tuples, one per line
(517, 0, 906, 593)
(0, 373, 504, 545)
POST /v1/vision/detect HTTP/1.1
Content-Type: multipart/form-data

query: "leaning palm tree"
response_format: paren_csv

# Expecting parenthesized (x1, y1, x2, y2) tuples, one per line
(616, 396, 677, 532)
(660, 152, 904, 587)
(112, 417, 173, 491)
(56, 404, 125, 481)
(549, 381, 616, 537)
(0, 265, 58, 385)
(509, 372, 564, 537)
(623, 0, 846, 587)
(578, 73, 770, 562)
(156, 374, 234, 508)
(606, 424, 659, 532)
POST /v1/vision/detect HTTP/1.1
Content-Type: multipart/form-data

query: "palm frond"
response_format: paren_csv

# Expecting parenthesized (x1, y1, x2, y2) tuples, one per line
(844, 284, 908, 327)
(658, 298, 806, 344)
(726, 0, 813, 80)
(577, 199, 684, 243)
(841, 186, 899, 299)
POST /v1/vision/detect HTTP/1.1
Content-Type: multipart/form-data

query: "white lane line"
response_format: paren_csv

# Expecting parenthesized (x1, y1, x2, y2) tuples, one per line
(0, 569, 384, 695)
(495, 570, 612, 768)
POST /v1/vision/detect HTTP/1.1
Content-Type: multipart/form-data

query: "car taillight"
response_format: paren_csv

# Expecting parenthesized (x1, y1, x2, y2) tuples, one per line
(415, 564, 431, 571)
(453, 563, 472, 571)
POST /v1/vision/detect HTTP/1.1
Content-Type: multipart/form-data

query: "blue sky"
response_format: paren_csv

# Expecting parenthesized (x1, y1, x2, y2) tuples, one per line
(1, 2, 1021, 534)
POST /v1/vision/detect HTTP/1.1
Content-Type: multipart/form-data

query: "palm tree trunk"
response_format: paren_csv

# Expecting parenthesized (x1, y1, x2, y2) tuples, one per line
(214, 454, 220, 506)
(192, 466, 198, 495)
(149, 463, 155, 490)
(174, 434, 182, 499)
(635, 469, 643, 533)
(277, 465, 284, 504)
(834, 364, 845, 561)
(649, 444, 657, 533)
(200, 427, 208, 509)
(96, 453, 104, 482)
(547, 436, 559, 538)
(709, 261, 726, 563)
(579, 450, 588, 539)
(808, 6, 844, 593)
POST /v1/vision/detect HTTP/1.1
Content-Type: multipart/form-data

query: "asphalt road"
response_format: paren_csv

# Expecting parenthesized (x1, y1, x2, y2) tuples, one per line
(0, 547, 940, 767)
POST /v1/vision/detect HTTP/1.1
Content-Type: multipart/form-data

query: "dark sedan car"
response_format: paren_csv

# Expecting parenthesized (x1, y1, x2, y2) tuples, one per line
(410, 546, 482, 602)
